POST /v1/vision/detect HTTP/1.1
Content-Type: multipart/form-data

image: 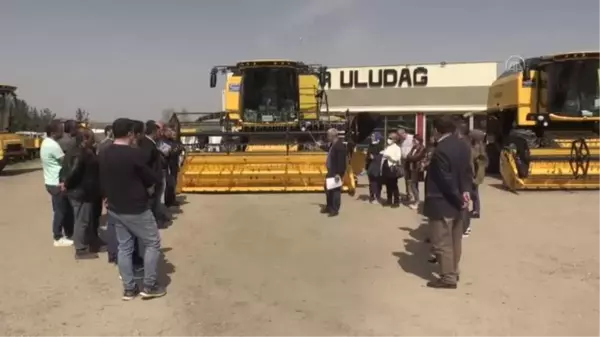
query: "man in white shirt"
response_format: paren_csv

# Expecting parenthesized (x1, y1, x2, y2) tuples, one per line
(41, 120, 74, 247)
(397, 128, 414, 201)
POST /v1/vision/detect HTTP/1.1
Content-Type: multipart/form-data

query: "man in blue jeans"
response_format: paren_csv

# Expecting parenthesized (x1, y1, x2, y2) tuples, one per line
(41, 120, 74, 247)
(98, 118, 166, 301)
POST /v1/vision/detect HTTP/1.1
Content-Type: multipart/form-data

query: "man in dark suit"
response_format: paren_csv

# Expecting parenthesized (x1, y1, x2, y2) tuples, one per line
(423, 116, 472, 289)
(320, 128, 347, 217)
(138, 120, 170, 223)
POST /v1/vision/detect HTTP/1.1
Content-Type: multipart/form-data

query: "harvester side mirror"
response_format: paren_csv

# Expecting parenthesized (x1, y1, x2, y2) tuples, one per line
(210, 70, 217, 88)
(318, 66, 328, 88)
(521, 60, 531, 82)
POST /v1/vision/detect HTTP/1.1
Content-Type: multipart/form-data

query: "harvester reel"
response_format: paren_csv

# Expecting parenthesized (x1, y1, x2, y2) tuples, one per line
(569, 138, 590, 178)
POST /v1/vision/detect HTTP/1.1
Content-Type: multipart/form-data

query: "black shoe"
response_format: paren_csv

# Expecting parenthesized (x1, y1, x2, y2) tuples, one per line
(320, 207, 330, 214)
(328, 211, 339, 217)
(368, 196, 375, 203)
(140, 285, 167, 300)
(75, 249, 98, 260)
(122, 287, 140, 301)
(470, 211, 480, 219)
(426, 278, 457, 289)
(391, 203, 400, 209)
(428, 256, 438, 264)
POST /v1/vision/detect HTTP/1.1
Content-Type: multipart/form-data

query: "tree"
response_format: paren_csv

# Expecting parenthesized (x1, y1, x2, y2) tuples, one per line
(75, 108, 90, 123)
(5, 97, 55, 132)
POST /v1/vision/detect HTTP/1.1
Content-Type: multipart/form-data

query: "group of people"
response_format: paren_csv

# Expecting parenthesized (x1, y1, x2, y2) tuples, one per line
(40, 118, 184, 300)
(319, 115, 488, 289)
(364, 128, 427, 210)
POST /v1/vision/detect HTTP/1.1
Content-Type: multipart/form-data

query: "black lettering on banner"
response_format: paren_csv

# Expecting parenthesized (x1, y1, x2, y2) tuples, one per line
(331, 67, 430, 89)
(353, 70, 368, 88)
(340, 71, 353, 89)
(413, 66, 428, 86)
(398, 68, 412, 87)
(368, 69, 382, 87)
(382, 69, 397, 87)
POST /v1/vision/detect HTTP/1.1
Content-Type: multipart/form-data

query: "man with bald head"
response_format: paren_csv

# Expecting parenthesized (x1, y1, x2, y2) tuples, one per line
(320, 128, 347, 217)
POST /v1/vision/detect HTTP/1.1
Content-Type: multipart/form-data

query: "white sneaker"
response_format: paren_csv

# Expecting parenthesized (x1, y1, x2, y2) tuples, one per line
(408, 203, 418, 210)
(54, 237, 74, 247)
(463, 227, 472, 238)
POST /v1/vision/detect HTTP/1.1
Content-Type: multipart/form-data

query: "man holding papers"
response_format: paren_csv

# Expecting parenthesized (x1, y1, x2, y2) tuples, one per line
(320, 128, 347, 217)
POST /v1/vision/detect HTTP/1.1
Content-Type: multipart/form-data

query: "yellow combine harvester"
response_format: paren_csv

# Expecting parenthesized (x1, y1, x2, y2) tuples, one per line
(0, 85, 27, 173)
(486, 51, 599, 190)
(172, 59, 375, 193)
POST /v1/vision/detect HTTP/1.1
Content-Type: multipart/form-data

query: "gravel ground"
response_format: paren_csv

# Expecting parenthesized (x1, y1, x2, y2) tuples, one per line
(0, 160, 598, 335)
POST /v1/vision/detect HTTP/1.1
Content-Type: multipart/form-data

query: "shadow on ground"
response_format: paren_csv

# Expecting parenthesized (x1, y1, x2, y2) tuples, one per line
(392, 222, 436, 282)
(0, 167, 42, 177)
(158, 247, 176, 288)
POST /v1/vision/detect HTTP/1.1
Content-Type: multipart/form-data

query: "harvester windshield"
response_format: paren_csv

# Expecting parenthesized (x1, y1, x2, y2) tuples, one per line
(545, 58, 600, 118)
(242, 67, 299, 123)
(0, 85, 17, 132)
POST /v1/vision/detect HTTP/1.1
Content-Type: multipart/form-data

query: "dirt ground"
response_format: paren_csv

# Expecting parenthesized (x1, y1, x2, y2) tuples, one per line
(0, 160, 598, 336)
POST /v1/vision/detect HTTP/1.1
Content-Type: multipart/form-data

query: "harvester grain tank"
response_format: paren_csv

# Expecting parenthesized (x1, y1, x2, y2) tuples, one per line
(172, 59, 376, 193)
(0, 85, 27, 172)
(486, 51, 599, 190)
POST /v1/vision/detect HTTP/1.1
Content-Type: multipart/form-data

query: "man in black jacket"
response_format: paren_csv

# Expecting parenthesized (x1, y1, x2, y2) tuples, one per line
(99, 118, 166, 300)
(138, 121, 170, 223)
(320, 128, 347, 217)
(161, 126, 183, 207)
(423, 116, 472, 289)
(62, 128, 101, 260)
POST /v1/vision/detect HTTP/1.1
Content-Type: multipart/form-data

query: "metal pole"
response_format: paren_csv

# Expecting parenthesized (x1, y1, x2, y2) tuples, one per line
(383, 115, 388, 137)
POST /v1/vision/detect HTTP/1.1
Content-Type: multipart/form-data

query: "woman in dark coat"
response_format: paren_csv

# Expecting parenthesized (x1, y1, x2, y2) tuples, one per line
(61, 128, 102, 259)
(405, 134, 426, 210)
(365, 132, 384, 203)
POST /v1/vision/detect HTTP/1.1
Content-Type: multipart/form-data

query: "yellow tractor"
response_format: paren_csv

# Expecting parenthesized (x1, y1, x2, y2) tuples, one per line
(0, 85, 27, 173)
(15, 131, 43, 159)
(172, 59, 375, 193)
(486, 51, 599, 190)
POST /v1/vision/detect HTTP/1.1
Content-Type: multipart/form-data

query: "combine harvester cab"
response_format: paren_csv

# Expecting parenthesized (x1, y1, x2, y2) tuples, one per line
(173, 60, 376, 194)
(486, 52, 600, 190)
(0, 85, 27, 172)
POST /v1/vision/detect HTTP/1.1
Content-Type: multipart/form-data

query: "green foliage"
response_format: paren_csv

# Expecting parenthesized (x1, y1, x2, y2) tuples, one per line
(9, 98, 56, 132)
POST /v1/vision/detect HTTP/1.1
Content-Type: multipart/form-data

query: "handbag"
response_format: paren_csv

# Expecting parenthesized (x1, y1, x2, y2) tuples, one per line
(390, 163, 404, 178)
(384, 160, 404, 179)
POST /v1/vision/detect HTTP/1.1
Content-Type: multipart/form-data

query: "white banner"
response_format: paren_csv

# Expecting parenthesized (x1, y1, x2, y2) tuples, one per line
(324, 62, 497, 90)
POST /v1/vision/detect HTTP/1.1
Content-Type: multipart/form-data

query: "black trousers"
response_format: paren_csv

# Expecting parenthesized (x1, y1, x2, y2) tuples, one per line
(384, 178, 400, 205)
(325, 187, 342, 213)
(368, 174, 382, 199)
(165, 171, 177, 207)
(69, 198, 93, 251)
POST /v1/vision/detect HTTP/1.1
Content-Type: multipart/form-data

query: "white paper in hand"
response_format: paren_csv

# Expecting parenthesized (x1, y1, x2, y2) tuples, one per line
(325, 177, 343, 190)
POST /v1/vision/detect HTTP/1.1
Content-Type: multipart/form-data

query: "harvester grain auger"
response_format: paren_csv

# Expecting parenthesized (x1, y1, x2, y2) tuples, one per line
(486, 51, 600, 190)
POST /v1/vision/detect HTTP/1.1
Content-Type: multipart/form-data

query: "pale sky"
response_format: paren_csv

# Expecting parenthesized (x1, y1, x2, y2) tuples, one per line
(1, 0, 598, 122)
